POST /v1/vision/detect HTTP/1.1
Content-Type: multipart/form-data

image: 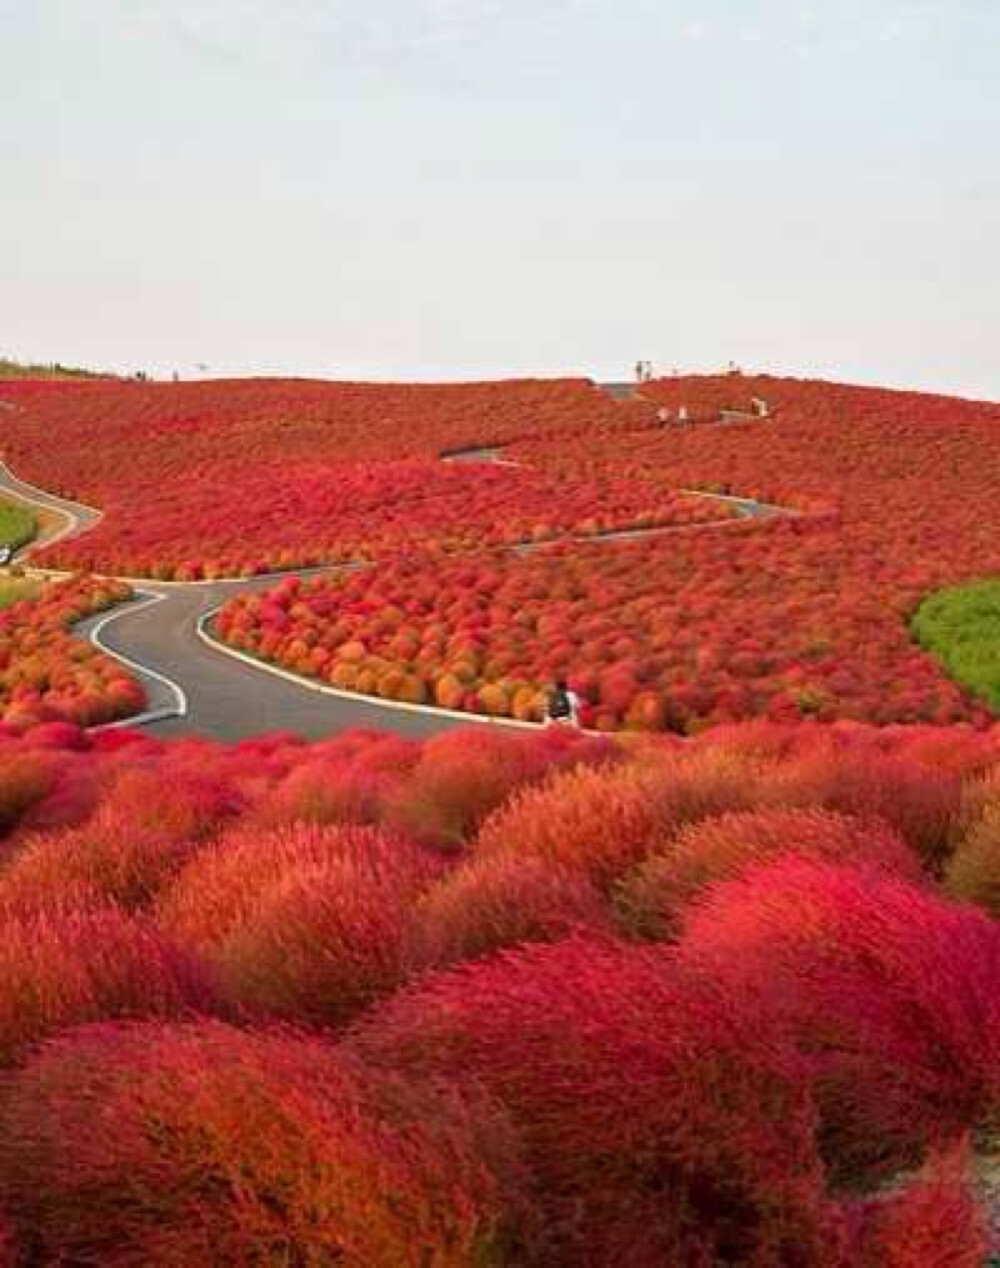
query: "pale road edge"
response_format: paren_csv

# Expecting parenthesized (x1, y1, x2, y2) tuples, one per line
(88, 592, 190, 731)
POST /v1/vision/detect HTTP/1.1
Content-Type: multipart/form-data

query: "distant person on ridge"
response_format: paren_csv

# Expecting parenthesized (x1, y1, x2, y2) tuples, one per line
(546, 678, 582, 728)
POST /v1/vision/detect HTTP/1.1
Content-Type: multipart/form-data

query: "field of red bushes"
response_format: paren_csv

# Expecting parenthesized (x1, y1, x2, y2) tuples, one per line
(0, 717, 999, 1262)
(3, 371, 999, 731)
(0, 575, 144, 730)
(215, 373, 1000, 731)
(0, 378, 670, 577)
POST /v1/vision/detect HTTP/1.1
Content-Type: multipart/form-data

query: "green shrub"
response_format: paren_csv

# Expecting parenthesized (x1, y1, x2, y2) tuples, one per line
(912, 579, 1000, 713)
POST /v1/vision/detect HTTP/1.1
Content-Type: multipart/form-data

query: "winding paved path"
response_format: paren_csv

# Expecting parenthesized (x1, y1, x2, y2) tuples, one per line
(0, 433, 791, 741)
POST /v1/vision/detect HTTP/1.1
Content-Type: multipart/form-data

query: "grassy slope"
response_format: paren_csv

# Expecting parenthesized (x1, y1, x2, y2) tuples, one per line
(913, 579, 1000, 712)
(0, 502, 37, 552)
(0, 578, 41, 609)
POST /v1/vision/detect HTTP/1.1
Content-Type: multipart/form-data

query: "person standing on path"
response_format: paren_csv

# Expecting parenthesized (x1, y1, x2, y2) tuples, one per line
(546, 678, 582, 727)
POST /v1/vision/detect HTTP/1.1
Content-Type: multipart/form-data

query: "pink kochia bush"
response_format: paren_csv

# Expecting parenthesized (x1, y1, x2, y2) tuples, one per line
(347, 936, 847, 1266)
(676, 856, 1000, 1182)
(0, 1021, 529, 1267)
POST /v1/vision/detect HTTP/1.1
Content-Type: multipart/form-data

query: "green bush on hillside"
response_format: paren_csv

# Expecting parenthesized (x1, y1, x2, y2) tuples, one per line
(913, 579, 1000, 713)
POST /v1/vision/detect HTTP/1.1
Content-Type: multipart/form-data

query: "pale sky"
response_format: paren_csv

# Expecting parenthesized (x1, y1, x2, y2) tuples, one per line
(2, 1, 998, 397)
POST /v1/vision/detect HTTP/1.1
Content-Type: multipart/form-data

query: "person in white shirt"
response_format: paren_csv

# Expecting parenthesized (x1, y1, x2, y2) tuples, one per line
(546, 679, 582, 727)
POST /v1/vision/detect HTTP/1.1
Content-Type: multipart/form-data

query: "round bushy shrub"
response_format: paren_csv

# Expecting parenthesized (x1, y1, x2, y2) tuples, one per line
(211, 859, 417, 1025)
(384, 728, 559, 850)
(348, 935, 844, 1266)
(677, 856, 1000, 1182)
(95, 761, 244, 844)
(0, 804, 206, 915)
(0, 1021, 530, 1266)
(157, 823, 439, 949)
(0, 911, 217, 1065)
(474, 749, 763, 888)
(0, 752, 54, 839)
(157, 824, 443, 1026)
(409, 853, 611, 970)
(764, 749, 962, 870)
(250, 758, 388, 829)
(615, 808, 921, 941)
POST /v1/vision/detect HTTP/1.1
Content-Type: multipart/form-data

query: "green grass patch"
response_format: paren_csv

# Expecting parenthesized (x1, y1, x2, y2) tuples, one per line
(912, 579, 1000, 713)
(0, 578, 41, 610)
(0, 502, 37, 552)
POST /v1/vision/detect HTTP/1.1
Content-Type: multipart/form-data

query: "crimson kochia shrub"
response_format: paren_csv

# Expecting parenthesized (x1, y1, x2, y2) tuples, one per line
(347, 935, 846, 1266)
(677, 856, 1000, 1182)
(0, 1021, 530, 1266)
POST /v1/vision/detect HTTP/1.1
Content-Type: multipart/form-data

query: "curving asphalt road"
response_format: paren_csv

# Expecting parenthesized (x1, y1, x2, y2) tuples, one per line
(0, 437, 791, 742)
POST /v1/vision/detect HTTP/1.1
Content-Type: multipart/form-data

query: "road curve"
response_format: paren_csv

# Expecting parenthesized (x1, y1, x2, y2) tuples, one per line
(0, 448, 791, 742)
(93, 583, 463, 742)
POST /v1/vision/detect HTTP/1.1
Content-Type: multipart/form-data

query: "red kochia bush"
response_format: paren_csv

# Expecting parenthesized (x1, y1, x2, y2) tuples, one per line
(850, 1142, 989, 1267)
(347, 936, 844, 1266)
(158, 823, 440, 949)
(250, 758, 388, 828)
(0, 752, 53, 839)
(615, 808, 922, 941)
(98, 761, 244, 843)
(768, 748, 962, 869)
(0, 911, 216, 1065)
(384, 728, 562, 850)
(409, 854, 611, 970)
(156, 824, 442, 1025)
(0, 1021, 529, 1267)
(210, 860, 417, 1025)
(677, 857, 1000, 1182)
(0, 805, 207, 916)
(0, 1216, 14, 1267)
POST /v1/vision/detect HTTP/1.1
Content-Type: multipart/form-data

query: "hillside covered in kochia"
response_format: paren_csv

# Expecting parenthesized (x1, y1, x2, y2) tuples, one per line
(3, 372, 999, 731)
(212, 374, 1000, 731)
